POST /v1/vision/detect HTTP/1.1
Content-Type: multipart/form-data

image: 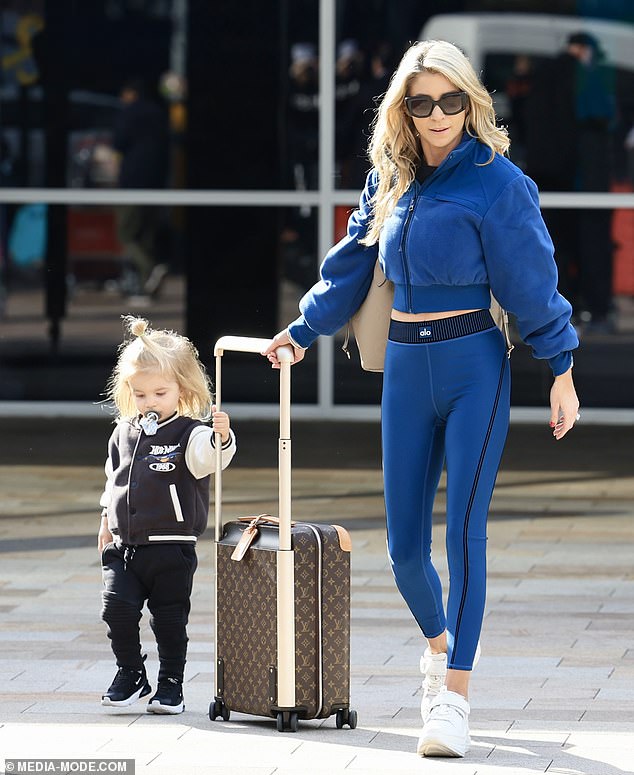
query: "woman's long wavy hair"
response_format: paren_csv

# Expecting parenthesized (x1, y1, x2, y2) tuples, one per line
(361, 39, 510, 246)
(106, 316, 213, 421)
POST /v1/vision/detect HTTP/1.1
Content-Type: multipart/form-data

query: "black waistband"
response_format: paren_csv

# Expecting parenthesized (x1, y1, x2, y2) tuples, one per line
(388, 310, 495, 344)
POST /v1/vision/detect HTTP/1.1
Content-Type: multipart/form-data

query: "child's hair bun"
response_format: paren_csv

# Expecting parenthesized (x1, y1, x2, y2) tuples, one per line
(124, 315, 149, 338)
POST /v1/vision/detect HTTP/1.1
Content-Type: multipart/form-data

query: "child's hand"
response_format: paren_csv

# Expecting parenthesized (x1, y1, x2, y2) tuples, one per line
(98, 517, 113, 554)
(211, 405, 230, 443)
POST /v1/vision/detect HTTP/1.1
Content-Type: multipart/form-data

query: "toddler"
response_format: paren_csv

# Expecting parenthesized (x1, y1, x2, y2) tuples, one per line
(98, 316, 236, 713)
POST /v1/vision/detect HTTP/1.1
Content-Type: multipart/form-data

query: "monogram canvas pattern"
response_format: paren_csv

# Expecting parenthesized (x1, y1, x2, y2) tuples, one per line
(319, 527, 351, 716)
(216, 522, 350, 720)
(216, 542, 277, 717)
(292, 526, 320, 716)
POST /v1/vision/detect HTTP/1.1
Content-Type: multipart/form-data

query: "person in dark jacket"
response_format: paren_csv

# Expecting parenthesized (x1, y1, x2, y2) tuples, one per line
(264, 40, 580, 758)
(98, 316, 236, 714)
(113, 79, 170, 301)
(525, 32, 616, 330)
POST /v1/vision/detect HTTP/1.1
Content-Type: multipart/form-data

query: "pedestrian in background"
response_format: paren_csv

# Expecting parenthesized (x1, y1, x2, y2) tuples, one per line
(526, 32, 616, 332)
(281, 43, 320, 287)
(113, 78, 170, 303)
(264, 39, 579, 758)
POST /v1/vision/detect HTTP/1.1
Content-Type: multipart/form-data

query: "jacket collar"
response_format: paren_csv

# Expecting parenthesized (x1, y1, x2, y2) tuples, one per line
(416, 133, 477, 189)
(433, 132, 477, 171)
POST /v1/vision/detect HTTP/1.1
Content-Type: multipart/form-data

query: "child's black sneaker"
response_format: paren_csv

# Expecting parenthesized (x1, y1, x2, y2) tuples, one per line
(101, 666, 151, 707)
(146, 677, 184, 714)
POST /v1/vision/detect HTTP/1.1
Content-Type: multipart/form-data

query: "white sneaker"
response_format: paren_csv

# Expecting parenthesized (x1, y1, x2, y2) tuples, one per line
(420, 649, 447, 722)
(420, 641, 480, 722)
(417, 688, 471, 758)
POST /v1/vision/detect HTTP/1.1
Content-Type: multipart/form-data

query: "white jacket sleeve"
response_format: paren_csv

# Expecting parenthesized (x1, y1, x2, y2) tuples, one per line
(185, 425, 237, 479)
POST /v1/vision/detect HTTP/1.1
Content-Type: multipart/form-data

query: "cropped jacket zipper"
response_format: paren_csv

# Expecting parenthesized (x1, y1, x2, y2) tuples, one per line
(400, 163, 445, 312)
(400, 186, 419, 312)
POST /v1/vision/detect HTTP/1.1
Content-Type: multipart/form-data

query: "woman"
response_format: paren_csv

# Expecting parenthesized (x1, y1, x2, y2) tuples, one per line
(263, 39, 579, 758)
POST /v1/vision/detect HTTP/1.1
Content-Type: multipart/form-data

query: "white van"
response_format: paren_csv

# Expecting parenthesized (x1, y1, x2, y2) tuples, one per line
(420, 13, 634, 75)
(419, 13, 634, 150)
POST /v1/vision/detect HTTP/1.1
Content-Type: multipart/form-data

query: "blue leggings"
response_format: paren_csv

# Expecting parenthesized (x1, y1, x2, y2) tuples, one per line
(382, 313, 510, 670)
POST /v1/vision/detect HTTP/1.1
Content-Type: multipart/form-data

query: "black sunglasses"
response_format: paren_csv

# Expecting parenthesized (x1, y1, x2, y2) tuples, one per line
(404, 91, 467, 118)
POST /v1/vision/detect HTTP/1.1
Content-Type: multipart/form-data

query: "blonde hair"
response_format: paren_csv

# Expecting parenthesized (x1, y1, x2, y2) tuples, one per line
(106, 316, 213, 420)
(362, 39, 510, 246)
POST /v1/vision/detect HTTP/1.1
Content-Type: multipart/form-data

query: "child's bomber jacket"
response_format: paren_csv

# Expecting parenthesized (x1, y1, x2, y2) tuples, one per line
(288, 134, 579, 376)
(100, 414, 236, 545)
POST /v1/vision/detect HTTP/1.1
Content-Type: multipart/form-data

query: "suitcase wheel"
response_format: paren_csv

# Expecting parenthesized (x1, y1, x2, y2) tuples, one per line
(209, 698, 230, 722)
(336, 708, 358, 729)
(276, 710, 298, 733)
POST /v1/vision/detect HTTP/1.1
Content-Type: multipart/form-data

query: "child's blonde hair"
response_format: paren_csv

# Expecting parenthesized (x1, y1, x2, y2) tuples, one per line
(107, 316, 213, 420)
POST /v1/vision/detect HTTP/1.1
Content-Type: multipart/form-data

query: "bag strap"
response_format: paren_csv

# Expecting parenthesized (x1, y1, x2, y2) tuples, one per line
(341, 323, 351, 360)
(236, 514, 296, 527)
(501, 309, 514, 359)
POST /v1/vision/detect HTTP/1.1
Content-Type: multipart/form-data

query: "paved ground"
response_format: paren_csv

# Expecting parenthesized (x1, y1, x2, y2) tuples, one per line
(1, 421, 633, 775)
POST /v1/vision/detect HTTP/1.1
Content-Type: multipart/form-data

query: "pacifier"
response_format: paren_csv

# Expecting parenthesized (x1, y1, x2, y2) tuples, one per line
(140, 411, 159, 435)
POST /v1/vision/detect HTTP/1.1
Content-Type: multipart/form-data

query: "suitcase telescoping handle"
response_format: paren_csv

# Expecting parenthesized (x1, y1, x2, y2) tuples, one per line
(213, 336, 294, 550)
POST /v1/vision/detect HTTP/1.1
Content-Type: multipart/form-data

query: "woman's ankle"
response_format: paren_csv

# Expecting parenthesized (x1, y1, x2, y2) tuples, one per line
(426, 632, 448, 655)
(445, 669, 470, 701)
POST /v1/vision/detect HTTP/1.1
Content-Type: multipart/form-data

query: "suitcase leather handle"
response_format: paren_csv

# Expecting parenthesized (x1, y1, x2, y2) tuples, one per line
(231, 514, 298, 561)
(236, 514, 297, 527)
(231, 515, 352, 558)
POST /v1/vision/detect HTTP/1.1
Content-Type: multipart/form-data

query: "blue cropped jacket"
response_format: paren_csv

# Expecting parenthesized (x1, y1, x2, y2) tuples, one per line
(288, 135, 578, 376)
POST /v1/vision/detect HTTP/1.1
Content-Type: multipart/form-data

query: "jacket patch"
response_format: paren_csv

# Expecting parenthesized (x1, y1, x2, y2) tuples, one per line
(140, 442, 182, 472)
(149, 461, 176, 472)
(149, 444, 180, 455)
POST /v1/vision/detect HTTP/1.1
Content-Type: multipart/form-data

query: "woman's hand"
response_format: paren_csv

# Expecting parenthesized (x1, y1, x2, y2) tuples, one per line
(261, 329, 306, 369)
(98, 517, 113, 553)
(549, 368, 580, 440)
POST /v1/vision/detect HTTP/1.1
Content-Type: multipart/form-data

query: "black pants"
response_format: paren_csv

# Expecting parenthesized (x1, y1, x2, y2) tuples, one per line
(101, 542, 198, 681)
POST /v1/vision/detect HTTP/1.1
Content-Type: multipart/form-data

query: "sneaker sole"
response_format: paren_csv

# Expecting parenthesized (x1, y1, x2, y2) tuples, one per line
(146, 701, 184, 715)
(101, 683, 151, 707)
(417, 734, 470, 758)
(417, 740, 469, 759)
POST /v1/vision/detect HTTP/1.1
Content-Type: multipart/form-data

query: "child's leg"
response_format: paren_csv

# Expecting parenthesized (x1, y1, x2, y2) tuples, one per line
(101, 544, 147, 669)
(142, 544, 198, 681)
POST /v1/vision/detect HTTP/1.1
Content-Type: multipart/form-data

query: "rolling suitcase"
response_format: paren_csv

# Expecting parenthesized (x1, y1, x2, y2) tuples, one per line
(209, 336, 357, 732)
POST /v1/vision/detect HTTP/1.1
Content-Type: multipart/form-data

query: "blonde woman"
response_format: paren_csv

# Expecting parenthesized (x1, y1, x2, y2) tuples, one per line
(99, 316, 236, 714)
(264, 39, 579, 757)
